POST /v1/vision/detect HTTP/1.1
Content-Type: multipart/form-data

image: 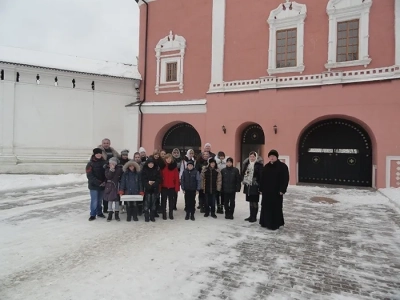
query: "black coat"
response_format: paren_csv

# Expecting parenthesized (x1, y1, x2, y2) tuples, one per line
(259, 160, 290, 230)
(221, 166, 241, 193)
(85, 156, 106, 190)
(181, 169, 201, 191)
(241, 157, 263, 196)
(141, 161, 161, 193)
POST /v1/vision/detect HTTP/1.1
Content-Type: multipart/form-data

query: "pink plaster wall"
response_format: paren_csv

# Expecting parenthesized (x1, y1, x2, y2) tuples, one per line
(138, 0, 212, 102)
(224, 0, 395, 81)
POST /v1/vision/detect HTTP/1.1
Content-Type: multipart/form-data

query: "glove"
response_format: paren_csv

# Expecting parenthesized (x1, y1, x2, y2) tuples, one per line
(139, 192, 144, 196)
(118, 191, 124, 196)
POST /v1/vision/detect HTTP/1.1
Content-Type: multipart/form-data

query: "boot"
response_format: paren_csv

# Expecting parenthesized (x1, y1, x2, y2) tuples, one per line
(190, 213, 195, 221)
(145, 211, 150, 222)
(169, 211, 174, 220)
(249, 206, 258, 223)
(126, 205, 132, 222)
(162, 212, 167, 220)
(225, 210, 230, 219)
(138, 203, 143, 216)
(107, 212, 113, 222)
(244, 204, 252, 221)
(154, 212, 159, 218)
(185, 212, 190, 220)
(211, 212, 217, 219)
(115, 211, 120, 221)
(132, 206, 139, 221)
(150, 211, 156, 222)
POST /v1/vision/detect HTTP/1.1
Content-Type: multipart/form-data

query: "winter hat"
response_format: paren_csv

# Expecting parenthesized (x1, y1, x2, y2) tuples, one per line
(226, 157, 233, 163)
(217, 151, 225, 158)
(268, 149, 279, 158)
(208, 157, 216, 165)
(146, 157, 154, 164)
(109, 157, 119, 165)
(139, 147, 146, 153)
(121, 149, 129, 156)
(93, 148, 102, 155)
(187, 160, 194, 166)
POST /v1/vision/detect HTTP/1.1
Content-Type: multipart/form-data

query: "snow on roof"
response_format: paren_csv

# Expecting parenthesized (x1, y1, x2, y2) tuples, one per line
(0, 46, 141, 80)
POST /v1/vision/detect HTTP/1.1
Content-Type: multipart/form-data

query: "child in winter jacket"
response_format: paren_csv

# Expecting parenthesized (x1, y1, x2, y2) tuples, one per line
(159, 154, 180, 220)
(201, 157, 222, 218)
(180, 160, 201, 221)
(215, 151, 228, 214)
(104, 157, 123, 222)
(221, 157, 241, 220)
(141, 157, 161, 222)
(119, 160, 144, 222)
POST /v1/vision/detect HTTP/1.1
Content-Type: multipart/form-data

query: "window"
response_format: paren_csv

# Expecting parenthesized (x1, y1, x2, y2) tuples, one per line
(155, 30, 186, 94)
(325, 0, 372, 70)
(267, 2, 307, 75)
(166, 62, 177, 82)
(337, 20, 359, 62)
(276, 28, 297, 68)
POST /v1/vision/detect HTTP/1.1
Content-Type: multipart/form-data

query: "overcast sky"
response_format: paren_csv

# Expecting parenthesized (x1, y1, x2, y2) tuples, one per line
(0, 0, 139, 64)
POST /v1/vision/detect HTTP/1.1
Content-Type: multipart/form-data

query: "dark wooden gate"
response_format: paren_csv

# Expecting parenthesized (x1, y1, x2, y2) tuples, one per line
(299, 119, 372, 187)
(241, 124, 265, 165)
(162, 123, 201, 156)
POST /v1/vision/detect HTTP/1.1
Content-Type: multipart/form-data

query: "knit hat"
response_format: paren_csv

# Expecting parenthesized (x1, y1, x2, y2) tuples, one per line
(226, 157, 233, 163)
(139, 147, 146, 153)
(146, 157, 154, 164)
(109, 157, 119, 165)
(187, 160, 194, 166)
(208, 157, 216, 165)
(121, 149, 129, 156)
(93, 148, 102, 155)
(268, 149, 279, 158)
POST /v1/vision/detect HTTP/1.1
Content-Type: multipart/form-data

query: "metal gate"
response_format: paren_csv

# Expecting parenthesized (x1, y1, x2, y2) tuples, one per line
(298, 119, 372, 187)
(162, 123, 201, 156)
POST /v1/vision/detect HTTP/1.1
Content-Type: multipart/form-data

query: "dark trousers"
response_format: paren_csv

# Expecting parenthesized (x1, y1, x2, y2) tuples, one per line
(174, 191, 178, 209)
(223, 192, 236, 215)
(144, 193, 156, 212)
(184, 190, 196, 214)
(161, 187, 176, 214)
(205, 193, 216, 214)
(103, 199, 108, 212)
(198, 189, 205, 209)
(216, 192, 225, 208)
(126, 201, 138, 220)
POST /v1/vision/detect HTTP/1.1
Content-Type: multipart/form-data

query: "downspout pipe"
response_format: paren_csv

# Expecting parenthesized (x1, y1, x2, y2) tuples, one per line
(137, 0, 149, 147)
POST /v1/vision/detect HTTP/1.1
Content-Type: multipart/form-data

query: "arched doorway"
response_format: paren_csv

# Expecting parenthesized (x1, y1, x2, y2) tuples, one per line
(241, 124, 265, 165)
(298, 118, 372, 187)
(162, 122, 201, 156)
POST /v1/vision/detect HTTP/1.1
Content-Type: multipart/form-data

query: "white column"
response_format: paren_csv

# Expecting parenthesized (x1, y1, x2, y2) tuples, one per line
(124, 106, 140, 154)
(210, 0, 225, 85)
(395, 0, 400, 65)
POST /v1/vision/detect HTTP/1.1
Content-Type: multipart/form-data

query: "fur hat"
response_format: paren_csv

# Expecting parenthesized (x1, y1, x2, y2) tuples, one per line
(109, 157, 119, 165)
(226, 157, 233, 163)
(93, 148, 102, 155)
(121, 149, 129, 156)
(268, 149, 279, 158)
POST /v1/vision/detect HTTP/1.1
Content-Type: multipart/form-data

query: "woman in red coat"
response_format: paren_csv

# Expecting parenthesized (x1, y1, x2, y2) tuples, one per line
(159, 153, 180, 220)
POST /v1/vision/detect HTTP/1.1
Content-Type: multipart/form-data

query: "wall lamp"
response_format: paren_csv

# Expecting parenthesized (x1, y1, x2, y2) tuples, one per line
(273, 125, 278, 134)
(222, 125, 226, 134)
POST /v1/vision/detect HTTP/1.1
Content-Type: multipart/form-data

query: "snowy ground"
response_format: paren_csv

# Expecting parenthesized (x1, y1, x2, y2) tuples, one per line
(1, 176, 400, 300)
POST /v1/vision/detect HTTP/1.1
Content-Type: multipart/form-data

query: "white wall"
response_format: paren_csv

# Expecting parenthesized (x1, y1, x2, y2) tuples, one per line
(0, 63, 140, 174)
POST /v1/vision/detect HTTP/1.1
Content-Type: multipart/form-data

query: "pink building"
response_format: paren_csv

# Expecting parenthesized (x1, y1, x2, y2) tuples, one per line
(134, 0, 400, 188)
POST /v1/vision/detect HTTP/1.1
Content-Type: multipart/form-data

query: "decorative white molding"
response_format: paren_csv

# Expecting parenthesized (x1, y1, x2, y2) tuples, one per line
(385, 156, 400, 188)
(267, 1, 307, 75)
(128, 99, 207, 114)
(325, 0, 372, 70)
(208, 65, 400, 93)
(155, 31, 186, 95)
(396, 0, 400, 65)
(210, 0, 226, 86)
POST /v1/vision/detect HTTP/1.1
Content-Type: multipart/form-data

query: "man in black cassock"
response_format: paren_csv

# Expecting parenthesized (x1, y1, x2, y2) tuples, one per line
(259, 149, 289, 230)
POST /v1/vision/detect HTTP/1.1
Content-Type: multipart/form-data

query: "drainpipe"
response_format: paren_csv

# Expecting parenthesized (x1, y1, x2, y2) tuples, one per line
(135, 0, 149, 146)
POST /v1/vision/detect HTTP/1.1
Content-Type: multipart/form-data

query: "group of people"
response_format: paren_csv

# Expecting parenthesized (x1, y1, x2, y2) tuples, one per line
(85, 139, 289, 230)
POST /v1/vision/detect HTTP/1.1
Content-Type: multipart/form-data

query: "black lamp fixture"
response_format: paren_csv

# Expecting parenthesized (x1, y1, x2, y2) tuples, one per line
(273, 125, 278, 134)
(222, 125, 226, 134)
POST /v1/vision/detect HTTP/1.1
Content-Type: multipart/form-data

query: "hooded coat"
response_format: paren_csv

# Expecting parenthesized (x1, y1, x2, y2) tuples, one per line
(119, 160, 143, 195)
(241, 154, 264, 196)
(103, 164, 123, 201)
(141, 159, 161, 194)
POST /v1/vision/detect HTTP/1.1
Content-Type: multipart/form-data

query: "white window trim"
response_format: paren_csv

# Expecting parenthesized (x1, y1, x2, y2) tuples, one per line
(155, 31, 186, 95)
(325, 0, 372, 70)
(160, 57, 180, 85)
(267, 1, 307, 75)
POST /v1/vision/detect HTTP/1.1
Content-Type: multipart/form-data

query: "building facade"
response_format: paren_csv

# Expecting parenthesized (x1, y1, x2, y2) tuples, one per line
(0, 47, 141, 174)
(134, 0, 400, 189)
